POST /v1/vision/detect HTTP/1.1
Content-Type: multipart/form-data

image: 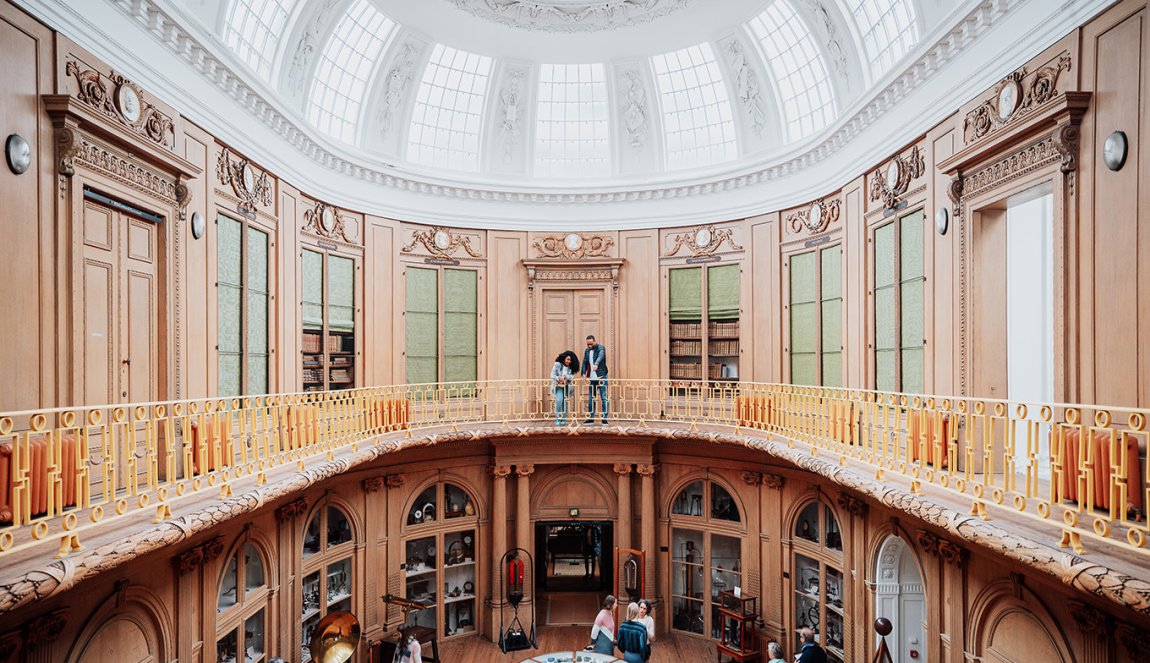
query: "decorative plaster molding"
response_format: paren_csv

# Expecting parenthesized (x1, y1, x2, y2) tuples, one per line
(963, 54, 1072, 145)
(172, 535, 225, 575)
(402, 226, 482, 259)
(869, 144, 925, 209)
(274, 497, 308, 522)
(618, 69, 649, 148)
(385, 474, 406, 488)
(497, 69, 526, 164)
(286, 0, 342, 98)
(800, 0, 849, 79)
(533, 233, 614, 259)
(445, 0, 693, 33)
(1119, 624, 1150, 658)
(722, 36, 771, 138)
(916, 529, 969, 567)
(613, 463, 633, 476)
(377, 41, 422, 139)
(787, 197, 840, 235)
(635, 464, 658, 477)
(88, 0, 1045, 216)
(516, 464, 535, 477)
(216, 147, 272, 215)
(303, 200, 352, 242)
(1069, 600, 1113, 637)
(65, 59, 174, 149)
(664, 224, 742, 257)
(741, 471, 763, 486)
(22, 610, 68, 650)
(489, 465, 513, 478)
(763, 473, 785, 490)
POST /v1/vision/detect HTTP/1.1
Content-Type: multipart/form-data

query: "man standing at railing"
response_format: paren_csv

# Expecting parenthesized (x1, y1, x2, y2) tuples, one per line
(582, 335, 609, 424)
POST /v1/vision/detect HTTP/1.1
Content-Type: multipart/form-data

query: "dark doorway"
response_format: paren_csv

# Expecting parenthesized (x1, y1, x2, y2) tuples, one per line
(535, 521, 613, 592)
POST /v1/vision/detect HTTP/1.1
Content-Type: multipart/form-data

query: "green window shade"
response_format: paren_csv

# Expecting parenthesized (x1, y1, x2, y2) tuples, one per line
(669, 267, 702, 321)
(899, 211, 925, 393)
(246, 226, 269, 394)
(444, 269, 478, 384)
(820, 245, 842, 388)
(217, 215, 242, 397)
(707, 264, 740, 321)
(302, 249, 324, 331)
(328, 255, 355, 332)
(874, 222, 897, 391)
(790, 251, 817, 386)
(406, 267, 439, 384)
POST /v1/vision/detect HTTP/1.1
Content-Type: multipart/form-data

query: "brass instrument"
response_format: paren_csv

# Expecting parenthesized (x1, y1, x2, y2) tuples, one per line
(309, 611, 361, 663)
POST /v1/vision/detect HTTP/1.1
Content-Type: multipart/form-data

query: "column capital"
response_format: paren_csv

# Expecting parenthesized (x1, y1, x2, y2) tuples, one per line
(385, 473, 406, 488)
(636, 464, 658, 477)
(763, 473, 785, 489)
(516, 464, 535, 477)
(23, 610, 68, 650)
(741, 471, 762, 486)
(613, 463, 633, 476)
(1069, 601, 1113, 638)
(274, 497, 309, 522)
(362, 477, 387, 493)
(490, 465, 513, 478)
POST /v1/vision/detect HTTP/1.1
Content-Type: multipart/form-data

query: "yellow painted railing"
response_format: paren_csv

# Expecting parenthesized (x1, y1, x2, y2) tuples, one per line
(0, 380, 1146, 559)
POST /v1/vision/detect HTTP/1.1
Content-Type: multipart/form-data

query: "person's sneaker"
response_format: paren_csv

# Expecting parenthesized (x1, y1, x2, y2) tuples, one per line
(582, 419, 594, 424)
(601, 420, 608, 425)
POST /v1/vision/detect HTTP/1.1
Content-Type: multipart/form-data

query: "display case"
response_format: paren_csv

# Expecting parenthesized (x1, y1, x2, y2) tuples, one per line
(717, 592, 760, 662)
(671, 528, 705, 635)
(443, 529, 477, 637)
(791, 500, 845, 663)
(668, 264, 741, 387)
(300, 505, 355, 662)
(404, 528, 477, 639)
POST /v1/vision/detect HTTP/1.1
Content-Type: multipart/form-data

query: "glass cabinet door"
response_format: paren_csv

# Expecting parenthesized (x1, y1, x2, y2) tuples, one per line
(672, 528, 705, 635)
(404, 535, 438, 630)
(443, 529, 477, 637)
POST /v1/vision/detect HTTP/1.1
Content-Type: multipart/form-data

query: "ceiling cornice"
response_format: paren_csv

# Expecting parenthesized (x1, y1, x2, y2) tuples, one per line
(15, 0, 1115, 229)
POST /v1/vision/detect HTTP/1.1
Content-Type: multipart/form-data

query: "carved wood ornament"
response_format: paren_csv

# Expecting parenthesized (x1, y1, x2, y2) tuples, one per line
(664, 224, 743, 257)
(217, 147, 273, 214)
(303, 200, 352, 242)
(274, 497, 309, 522)
(533, 233, 614, 259)
(963, 55, 1072, 145)
(787, 198, 841, 235)
(402, 226, 482, 259)
(869, 145, 925, 210)
(65, 60, 175, 149)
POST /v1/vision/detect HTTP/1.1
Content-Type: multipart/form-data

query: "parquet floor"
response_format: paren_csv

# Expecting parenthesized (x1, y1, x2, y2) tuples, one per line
(438, 625, 716, 663)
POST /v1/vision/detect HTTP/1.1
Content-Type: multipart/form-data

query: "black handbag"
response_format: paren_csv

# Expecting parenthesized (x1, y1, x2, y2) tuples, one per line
(500, 616, 533, 652)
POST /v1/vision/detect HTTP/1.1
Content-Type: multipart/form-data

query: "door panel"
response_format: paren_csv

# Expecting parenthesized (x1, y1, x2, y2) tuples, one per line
(82, 259, 115, 405)
(124, 269, 157, 402)
(575, 291, 605, 353)
(542, 291, 574, 377)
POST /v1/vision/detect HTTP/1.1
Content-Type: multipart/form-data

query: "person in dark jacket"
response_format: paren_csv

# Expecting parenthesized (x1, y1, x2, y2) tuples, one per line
(581, 335, 609, 424)
(795, 627, 827, 663)
(616, 602, 651, 663)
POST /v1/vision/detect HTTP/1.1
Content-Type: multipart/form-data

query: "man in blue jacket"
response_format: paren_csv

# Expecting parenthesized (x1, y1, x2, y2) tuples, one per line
(581, 335, 609, 424)
(796, 628, 827, 663)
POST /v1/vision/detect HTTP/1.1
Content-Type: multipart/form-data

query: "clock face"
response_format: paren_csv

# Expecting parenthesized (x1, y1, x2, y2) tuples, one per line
(694, 227, 712, 249)
(997, 82, 1018, 121)
(463, 535, 472, 545)
(564, 233, 583, 252)
(321, 207, 336, 233)
(433, 229, 451, 250)
(116, 84, 141, 124)
(885, 160, 901, 188)
(240, 163, 255, 194)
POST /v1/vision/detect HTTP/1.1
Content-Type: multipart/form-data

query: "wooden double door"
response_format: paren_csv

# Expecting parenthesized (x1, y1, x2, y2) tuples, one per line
(540, 289, 606, 379)
(80, 197, 161, 406)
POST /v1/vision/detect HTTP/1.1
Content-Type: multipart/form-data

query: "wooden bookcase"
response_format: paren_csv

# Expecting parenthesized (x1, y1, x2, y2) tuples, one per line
(301, 246, 358, 392)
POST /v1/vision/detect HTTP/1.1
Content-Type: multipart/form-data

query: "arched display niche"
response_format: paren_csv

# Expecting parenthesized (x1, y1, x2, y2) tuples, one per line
(299, 497, 361, 662)
(212, 529, 279, 663)
(784, 491, 847, 662)
(665, 473, 746, 641)
(66, 583, 174, 663)
(938, 44, 1088, 402)
(967, 576, 1074, 663)
(870, 534, 926, 663)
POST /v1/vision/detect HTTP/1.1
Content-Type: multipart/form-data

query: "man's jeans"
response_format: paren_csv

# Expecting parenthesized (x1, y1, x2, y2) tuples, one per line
(587, 379, 608, 421)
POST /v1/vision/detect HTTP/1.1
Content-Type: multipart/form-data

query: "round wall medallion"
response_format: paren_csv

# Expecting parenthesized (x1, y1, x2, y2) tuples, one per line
(115, 84, 142, 124)
(433, 229, 451, 250)
(996, 81, 1019, 121)
(885, 160, 901, 188)
(240, 163, 255, 194)
(935, 207, 949, 236)
(5, 133, 31, 175)
(321, 206, 336, 233)
(190, 211, 205, 240)
(808, 203, 823, 230)
(564, 233, 583, 252)
(1103, 130, 1128, 171)
(694, 227, 712, 249)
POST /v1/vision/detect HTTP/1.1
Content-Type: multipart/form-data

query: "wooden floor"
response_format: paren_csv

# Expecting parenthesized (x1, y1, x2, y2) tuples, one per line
(438, 625, 716, 663)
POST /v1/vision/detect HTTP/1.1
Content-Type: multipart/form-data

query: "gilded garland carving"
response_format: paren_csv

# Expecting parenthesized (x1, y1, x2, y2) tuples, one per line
(869, 145, 925, 209)
(303, 201, 352, 242)
(664, 224, 743, 257)
(216, 147, 273, 215)
(65, 60, 174, 149)
(402, 226, 482, 259)
(963, 54, 1071, 145)
(533, 234, 614, 259)
(786, 198, 841, 235)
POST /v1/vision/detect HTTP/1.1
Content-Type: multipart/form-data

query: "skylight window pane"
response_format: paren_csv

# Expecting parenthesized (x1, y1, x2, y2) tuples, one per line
(406, 45, 492, 172)
(306, 0, 396, 144)
(748, 0, 836, 141)
(848, 0, 918, 76)
(223, 0, 291, 81)
(651, 43, 737, 171)
(533, 64, 610, 178)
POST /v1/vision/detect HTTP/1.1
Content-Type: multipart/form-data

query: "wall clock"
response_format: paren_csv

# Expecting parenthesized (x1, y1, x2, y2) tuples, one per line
(5, 133, 30, 175)
(115, 84, 142, 124)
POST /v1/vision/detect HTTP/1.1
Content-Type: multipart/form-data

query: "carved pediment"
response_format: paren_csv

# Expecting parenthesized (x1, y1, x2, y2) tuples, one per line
(664, 224, 743, 257)
(402, 226, 482, 260)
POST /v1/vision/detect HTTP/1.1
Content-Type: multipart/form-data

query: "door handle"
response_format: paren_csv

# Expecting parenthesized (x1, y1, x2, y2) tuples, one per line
(121, 358, 131, 366)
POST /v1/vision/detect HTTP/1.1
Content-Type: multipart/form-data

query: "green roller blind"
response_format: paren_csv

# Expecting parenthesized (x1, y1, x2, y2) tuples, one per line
(217, 215, 242, 397)
(707, 264, 740, 321)
(669, 267, 702, 321)
(328, 255, 355, 332)
(302, 249, 324, 331)
(444, 269, 478, 384)
(406, 267, 439, 384)
(820, 245, 842, 388)
(246, 226, 269, 394)
(874, 222, 897, 391)
(900, 210, 925, 394)
(790, 251, 817, 386)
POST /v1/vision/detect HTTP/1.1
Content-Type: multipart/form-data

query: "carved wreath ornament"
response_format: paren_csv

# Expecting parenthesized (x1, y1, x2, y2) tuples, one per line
(217, 147, 272, 215)
(787, 198, 841, 235)
(963, 54, 1071, 144)
(65, 60, 174, 148)
(402, 226, 481, 259)
(533, 233, 613, 259)
(869, 145, 925, 210)
(303, 201, 351, 242)
(665, 224, 743, 257)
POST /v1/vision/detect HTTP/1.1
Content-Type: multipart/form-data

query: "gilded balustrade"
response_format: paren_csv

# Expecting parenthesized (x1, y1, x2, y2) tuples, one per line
(0, 380, 1146, 561)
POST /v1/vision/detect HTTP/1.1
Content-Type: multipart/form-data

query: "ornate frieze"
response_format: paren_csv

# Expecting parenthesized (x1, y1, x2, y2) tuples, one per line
(963, 54, 1071, 145)
(217, 147, 272, 215)
(64, 132, 178, 204)
(303, 201, 352, 243)
(445, 0, 693, 32)
(533, 233, 614, 259)
(274, 497, 309, 522)
(664, 224, 743, 257)
(786, 198, 841, 235)
(65, 60, 174, 149)
(869, 145, 925, 209)
(402, 226, 482, 259)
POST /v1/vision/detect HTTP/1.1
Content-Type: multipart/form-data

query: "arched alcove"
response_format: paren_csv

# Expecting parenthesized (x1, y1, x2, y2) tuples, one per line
(873, 535, 925, 663)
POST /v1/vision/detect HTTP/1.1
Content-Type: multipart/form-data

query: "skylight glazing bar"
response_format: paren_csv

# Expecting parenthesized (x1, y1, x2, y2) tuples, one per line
(651, 43, 738, 171)
(534, 63, 611, 178)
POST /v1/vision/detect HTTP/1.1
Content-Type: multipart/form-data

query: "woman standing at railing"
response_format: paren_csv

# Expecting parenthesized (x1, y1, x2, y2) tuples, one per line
(550, 351, 580, 425)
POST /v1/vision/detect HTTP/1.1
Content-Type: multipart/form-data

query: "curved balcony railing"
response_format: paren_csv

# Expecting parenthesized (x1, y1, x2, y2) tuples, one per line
(0, 380, 1146, 561)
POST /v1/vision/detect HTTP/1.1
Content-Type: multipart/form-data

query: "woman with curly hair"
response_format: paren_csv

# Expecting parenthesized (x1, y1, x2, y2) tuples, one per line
(550, 350, 579, 425)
